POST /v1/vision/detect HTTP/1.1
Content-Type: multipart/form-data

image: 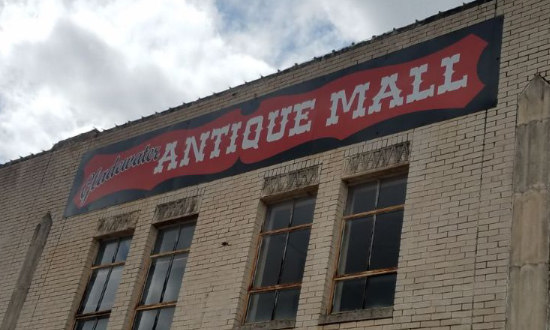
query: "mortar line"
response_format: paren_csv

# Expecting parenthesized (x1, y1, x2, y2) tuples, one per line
(470, 105, 490, 329)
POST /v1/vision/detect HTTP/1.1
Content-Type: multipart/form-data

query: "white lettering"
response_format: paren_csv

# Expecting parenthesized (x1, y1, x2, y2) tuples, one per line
(226, 122, 242, 154)
(437, 54, 467, 95)
(266, 106, 292, 142)
(180, 132, 211, 167)
(406, 64, 434, 103)
(289, 99, 316, 136)
(242, 116, 263, 150)
(153, 141, 178, 174)
(369, 73, 403, 114)
(326, 83, 370, 126)
(210, 125, 230, 159)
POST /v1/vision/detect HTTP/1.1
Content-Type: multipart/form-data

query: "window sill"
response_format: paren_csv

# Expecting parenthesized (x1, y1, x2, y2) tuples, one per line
(236, 319, 295, 330)
(319, 307, 393, 325)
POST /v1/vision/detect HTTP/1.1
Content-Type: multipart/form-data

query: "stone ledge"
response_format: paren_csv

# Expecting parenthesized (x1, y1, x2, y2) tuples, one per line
(235, 319, 295, 330)
(318, 307, 393, 325)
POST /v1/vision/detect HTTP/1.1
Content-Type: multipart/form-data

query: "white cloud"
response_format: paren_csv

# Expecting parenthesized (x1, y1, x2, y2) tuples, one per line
(0, 0, 273, 162)
(0, 0, 65, 56)
(0, 0, 474, 163)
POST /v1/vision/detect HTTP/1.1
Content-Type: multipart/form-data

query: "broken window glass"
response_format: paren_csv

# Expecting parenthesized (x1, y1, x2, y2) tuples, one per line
(246, 197, 316, 323)
(333, 174, 406, 313)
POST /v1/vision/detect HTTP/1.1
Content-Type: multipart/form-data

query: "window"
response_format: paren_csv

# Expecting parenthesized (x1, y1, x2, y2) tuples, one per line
(133, 221, 196, 330)
(332, 174, 406, 313)
(245, 197, 316, 323)
(75, 237, 132, 330)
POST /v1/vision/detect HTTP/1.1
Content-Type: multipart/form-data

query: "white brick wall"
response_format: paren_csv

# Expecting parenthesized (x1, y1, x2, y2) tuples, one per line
(1, 0, 549, 329)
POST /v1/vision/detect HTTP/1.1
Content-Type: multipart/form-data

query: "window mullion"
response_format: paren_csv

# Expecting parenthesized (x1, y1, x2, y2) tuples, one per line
(271, 198, 297, 290)
(171, 224, 182, 252)
(94, 266, 114, 313)
(288, 199, 296, 227)
(149, 308, 161, 330)
(367, 180, 382, 271)
(249, 282, 301, 293)
(361, 181, 380, 309)
(270, 290, 280, 321)
(150, 248, 189, 259)
(366, 214, 377, 274)
(374, 180, 381, 211)
(157, 254, 176, 304)
(110, 239, 121, 264)
(91, 261, 125, 270)
(275, 231, 292, 288)
(260, 223, 311, 236)
(342, 205, 404, 221)
(135, 301, 177, 311)
(362, 214, 377, 309)
(335, 268, 397, 281)
(91, 318, 100, 330)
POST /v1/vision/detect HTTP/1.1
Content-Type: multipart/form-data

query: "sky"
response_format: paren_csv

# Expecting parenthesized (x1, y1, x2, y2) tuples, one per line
(0, 0, 474, 164)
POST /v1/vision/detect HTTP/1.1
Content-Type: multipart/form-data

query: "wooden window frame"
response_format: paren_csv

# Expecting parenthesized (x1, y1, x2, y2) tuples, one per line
(131, 220, 196, 330)
(329, 173, 407, 315)
(73, 237, 132, 329)
(243, 197, 315, 324)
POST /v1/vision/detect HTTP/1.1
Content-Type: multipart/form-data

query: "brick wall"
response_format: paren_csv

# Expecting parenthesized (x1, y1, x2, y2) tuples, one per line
(1, 0, 549, 329)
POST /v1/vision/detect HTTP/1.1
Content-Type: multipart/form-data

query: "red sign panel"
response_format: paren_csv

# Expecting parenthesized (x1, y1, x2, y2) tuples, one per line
(65, 17, 502, 217)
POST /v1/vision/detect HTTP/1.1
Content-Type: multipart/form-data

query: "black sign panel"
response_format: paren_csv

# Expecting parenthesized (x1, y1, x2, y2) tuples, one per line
(65, 17, 503, 217)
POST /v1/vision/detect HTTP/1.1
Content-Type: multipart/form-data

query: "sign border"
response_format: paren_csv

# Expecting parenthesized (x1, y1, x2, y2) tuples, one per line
(64, 16, 503, 217)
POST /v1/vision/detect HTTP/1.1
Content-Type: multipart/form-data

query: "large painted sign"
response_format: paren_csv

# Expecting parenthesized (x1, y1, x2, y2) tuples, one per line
(65, 17, 503, 217)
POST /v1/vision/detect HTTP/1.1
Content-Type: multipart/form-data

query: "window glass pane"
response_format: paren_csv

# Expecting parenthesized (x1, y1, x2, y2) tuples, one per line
(154, 227, 179, 254)
(75, 319, 96, 330)
(115, 238, 131, 262)
(264, 202, 292, 231)
(134, 309, 157, 330)
(370, 211, 404, 269)
(338, 216, 373, 275)
(364, 273, 397, 309)
(348, 183, 377, 214)
(273, 289, 300, 321)
(333, 278, 367, 313)
(80, 268, 110, 313)
(163, 254, 188, 302)
(95, 240, 118, 265)
(157, 307, 176, 330)
(377, 176, 407, 208)
(253, 233, 286, 287)
(246, 291, 276, 323)
(142, 256, 171, 305)
(175, 223, 196, 250)
(279, 230, 310, 284)
(291, 198, 315, 226)
(95, 317, 109, 330)
(98, 265, 123, 311)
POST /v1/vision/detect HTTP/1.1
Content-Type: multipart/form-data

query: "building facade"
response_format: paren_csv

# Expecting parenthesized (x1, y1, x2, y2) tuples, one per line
(1, 0, 550, 329)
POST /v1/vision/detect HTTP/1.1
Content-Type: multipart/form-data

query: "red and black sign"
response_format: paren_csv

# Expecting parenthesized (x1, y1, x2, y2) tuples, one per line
(64, 17, 503, 217)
